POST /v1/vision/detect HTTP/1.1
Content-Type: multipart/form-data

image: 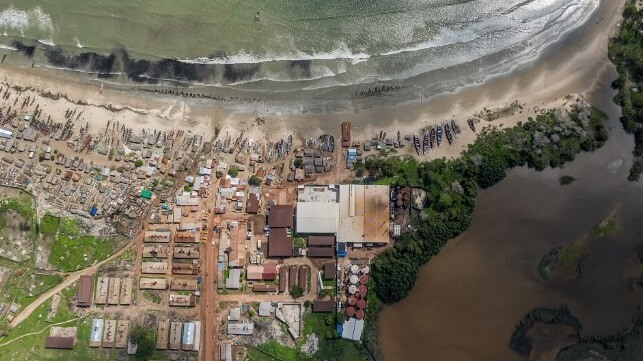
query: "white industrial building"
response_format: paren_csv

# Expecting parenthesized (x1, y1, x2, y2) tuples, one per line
(295, 185, 339, 234)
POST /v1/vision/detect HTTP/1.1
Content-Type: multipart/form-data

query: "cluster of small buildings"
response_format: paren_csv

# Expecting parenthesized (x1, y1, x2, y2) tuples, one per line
(94, 276, 133, 305)
(89, 318, 131, 349)
(141, 227, 201, 306)
(340, 264, 370, 341)
(156, 320, 201, 351)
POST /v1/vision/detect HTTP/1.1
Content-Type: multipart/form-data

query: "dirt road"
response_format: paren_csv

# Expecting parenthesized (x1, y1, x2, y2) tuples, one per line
(200, 185, 220, 361)
(9, 238, 137, 328)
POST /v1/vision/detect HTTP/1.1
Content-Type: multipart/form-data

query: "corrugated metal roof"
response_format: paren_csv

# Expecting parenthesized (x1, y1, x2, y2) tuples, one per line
(268, 205, 294, 228)
(295, 202, 339, 234)
(268, 228, 292, 258)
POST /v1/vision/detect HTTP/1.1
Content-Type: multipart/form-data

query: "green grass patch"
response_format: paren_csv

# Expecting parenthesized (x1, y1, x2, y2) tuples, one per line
(0, 271, 63, 307)
(593, 216, 617, 238)
(293, 237, 307, 248)
(0, 285, 115, 361)
(47, 217, 113, 272)
(39, 214, 60, 236)
(560, 246, 579, 265)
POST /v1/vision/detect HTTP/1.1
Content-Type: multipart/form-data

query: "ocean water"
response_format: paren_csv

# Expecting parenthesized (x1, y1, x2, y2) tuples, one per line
(0, 0, 600, 103)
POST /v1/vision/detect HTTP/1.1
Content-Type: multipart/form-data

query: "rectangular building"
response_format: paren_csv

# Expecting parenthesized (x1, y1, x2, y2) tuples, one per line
(268, 205, 294, 228)
(142, 244, 170, 258)
(169, 293, 196, 307)
(313, 300, 335, 313)
(76, 275, 94, 307)
(296, 202, 339, 234)
(171, 277, 198, 291)
(94, 277, 108, 305)
(120, 278, 133, 305)
(175, 231, 198, 243)
(307, 246, 335, 258)
(139, 277, 167, 290)
(89, 319, 103, 347)
(107, 278, 121, 305)
(173, 245, 200, 259)
(141, 261, 169, 274)
(156, 320, 170, 350)
(169, 322, 182, 350)
(308, 235, 335, 246)
(338, 185, 390, 245)
(115, 320, 130, 348)
(182, 322, 195, 351)
(45, 336, 74, 349)
(144, 230, 171, 243)
(102, 319, 116, 347)
(268, 228, 292, 258)
(227, 323, 254, 335)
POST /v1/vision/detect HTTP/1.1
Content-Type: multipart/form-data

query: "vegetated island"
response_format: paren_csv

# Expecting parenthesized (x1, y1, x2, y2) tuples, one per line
(510, 304, 643, 361)
(537, 208, 618, 281)
(609, 0, 643, 181)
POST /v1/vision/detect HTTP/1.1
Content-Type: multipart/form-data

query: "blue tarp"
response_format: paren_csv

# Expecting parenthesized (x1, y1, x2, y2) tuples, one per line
(89, 206, 97, 217)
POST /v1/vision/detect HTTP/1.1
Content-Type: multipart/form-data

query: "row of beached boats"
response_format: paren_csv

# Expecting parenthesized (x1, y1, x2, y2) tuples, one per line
(414, 119, 476, 155)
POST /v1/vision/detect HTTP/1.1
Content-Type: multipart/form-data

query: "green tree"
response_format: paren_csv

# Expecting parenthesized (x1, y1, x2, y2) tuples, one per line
(129, 324, 155, 359)
(134, 159, 143, 167)
(291, 285, 304, 298)
(228, 166, 238, 177)
(248, 174, 262, 186)
(294, 158, 303, 168)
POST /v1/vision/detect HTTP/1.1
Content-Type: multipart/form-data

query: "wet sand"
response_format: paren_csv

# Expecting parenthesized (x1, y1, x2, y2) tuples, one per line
(0, 0, 626, 162)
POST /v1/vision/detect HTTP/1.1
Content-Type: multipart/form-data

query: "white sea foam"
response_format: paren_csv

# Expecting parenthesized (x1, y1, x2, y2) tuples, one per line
(178, 42, 370, 65)
(74, 37, 84, 48)
(37, 38, 55, 46)
(0, 5, 54, 35)
(0, 43, 17, 51)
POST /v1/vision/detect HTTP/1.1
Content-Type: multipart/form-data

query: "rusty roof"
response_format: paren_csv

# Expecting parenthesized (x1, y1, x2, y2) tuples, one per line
(313, 300, 335, 313)
(76, 275, 93, 307)
(308, 235, 335, 246)
(307, 246, 335, 258)
(246, 193, 260, 214)
(45, 336, 75, 349)
(268, 205, 294, 228)
(268, 228, 292, 258)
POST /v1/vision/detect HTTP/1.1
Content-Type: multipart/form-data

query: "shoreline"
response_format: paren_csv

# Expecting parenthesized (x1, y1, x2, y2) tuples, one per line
(0, 1, 623, 161)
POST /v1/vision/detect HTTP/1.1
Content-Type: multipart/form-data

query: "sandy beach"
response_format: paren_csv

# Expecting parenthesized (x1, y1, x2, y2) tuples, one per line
(0, 0, 624, 162)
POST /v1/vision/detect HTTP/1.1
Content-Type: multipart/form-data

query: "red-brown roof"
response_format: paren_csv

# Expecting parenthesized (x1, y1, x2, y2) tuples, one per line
(246, 193, 259, 214)
(268, 228, 292, 258)
(356, 299, 366, 309)
(356, 309, 365, 320)
(298, 266, 308, 292)
(308, 235, 335, 246)
(313, 300, 335, 313)
(279, 267, 287, 292)
(307, 246, 335, 258)
(253, 285, 277, 292)
(45, 336, 75, 349)
(323, 262, 335, 280)
(342, 122, 351, 147)
(262, 263, 277, 280)
(268, 205, 294, 228)
(76, 275, 93, 307)
(288, 266, 297, 289)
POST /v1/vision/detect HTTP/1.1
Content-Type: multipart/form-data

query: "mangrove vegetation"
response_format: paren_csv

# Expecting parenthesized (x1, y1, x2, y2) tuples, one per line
(369, 101, 608, 304)
(609, 1, 643, 180)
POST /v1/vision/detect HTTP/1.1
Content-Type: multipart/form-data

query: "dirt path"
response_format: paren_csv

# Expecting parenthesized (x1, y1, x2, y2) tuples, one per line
(0, 317, 79, 347)
(9, 239, 137, 328)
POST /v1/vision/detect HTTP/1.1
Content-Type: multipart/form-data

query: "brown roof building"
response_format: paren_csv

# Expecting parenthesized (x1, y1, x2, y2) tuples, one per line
(298, 266, 308, 292)
(323, 262, 335, 280)
(288, 266, 297, 290)
(268, 228, 292, 258)
(76, 275, 93, 307)
(308, 235, 335, 246)
(253, 285, 277, 293)
(313, 300, 335, 313)
(279, 267, 287, 293)
(44, 336, 75, 349)
(246, 193, 260, 214)
(268, 205, 294, 228)
(262, 263, 277, 280)
(307, 246, 335, 258)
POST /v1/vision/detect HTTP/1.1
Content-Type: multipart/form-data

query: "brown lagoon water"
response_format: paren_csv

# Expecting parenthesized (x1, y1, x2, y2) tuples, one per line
(378, 65, 643, 359)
